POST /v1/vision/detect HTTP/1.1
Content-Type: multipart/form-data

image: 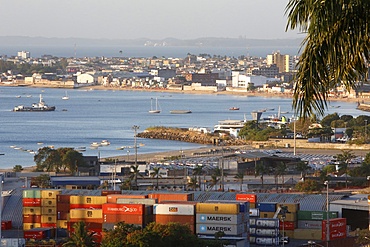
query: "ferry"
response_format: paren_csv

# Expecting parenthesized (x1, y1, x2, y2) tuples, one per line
(13, 94, 55, 112)
(214, 119, 247, 138)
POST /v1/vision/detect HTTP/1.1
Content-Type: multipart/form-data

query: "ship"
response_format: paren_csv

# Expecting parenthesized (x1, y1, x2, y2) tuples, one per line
(13, 94, 56, 112)
(170, 110, 192, 114)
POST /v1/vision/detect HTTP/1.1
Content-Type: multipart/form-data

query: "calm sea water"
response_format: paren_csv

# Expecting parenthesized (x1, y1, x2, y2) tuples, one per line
(0, 87, 360, 169)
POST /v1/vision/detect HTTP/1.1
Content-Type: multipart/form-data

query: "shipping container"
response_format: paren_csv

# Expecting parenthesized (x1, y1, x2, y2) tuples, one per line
(57, 220, 68, 229)
(57, 211, 69, 220)
(277, 203, 300, 213)
(23, 190, 41, 199)
(101, 190, 121, 196)
(259, 212, 275, 218)
(41, 190, 61, 199)
(250, 208, 260, 217)
(297, 220, 322, 229)
(322, 218, 347, 231)
(23, 207, 41, 215)
(23, 198, 41, 207)
(280, 229, 294, 238)
(40, 223, 57, 228)
(257, 202, 277, 212)
(102, 203, 145, 215)
(41, 215, 57, 224)
(23, 223, 41, 230)
(57, 194, 71, 203)
(196, 223, 246, 236)
(294, 228, 322, 240)
(255, 237, 279, 245)
(235, 194, 257, 203)
(57, 202, 70, 213)
(70, 195, 107, 205)
(70, 209, 103, 219)
(41, 199, 57, 207)
(107, 194, 148, 203)
(250, 203, 256, 209)
(70, 204, 103, 209)
(297, 211, 338, 221)
(250, 218, 256, 226)
(156, 215, 195, 233)
(68, 221, 103, 232)
(255, 218, 279, 228)
(154, 204, 195, 216)
(42, 206, 57, 215)
(277, 212, 297, 222)
(196, 213, 243, 225)
(250, 227, 256, 235)
(102, 223, 116, 230)
(322, 228, 347, 241)
(23, 215, 41, 224)
(196, 203, 239, 214)
(116, 198, 157, 205)
(149, 193, 194, 203)
(1, 221, 12, 230)
(279, 221, 296, 231)
(103, 214, 144, 225)
(206, 200, 250, 213)
(255, 228, 279, 237)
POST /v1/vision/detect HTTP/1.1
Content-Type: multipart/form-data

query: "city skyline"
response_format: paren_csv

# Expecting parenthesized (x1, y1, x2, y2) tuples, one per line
(0, 0, 303, 40)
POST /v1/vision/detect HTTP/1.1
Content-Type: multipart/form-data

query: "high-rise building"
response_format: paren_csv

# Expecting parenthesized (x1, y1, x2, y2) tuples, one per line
(17, 51, 30, 59)
(266, 51, 290, 73)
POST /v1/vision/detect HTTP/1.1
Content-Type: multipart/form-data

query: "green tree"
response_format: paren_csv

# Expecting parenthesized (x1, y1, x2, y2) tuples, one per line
(275, 162, 287, 190)
(187, 177, 198, 191)
(208, 174, 220, 191)
(295, 161, 310, 180)
(355, 229, 370, 246)
(32, 174, 51, 188)
(234, 171, 244, 191)
(193, 165, 204, 191)
(295, 179, 321, 193)
(61, 148, 85, 174)
(101, 222, 141, 247)
(130, 165, 143, 190)
(336, 150, 356, 188)
(321, 113, 340, 127)
(13, 165, 23, 172)
(151, 167, 162, 190)
(62, 221, 97, 247)
(255, 161, 269, 189)
(286, 1, 370, 117)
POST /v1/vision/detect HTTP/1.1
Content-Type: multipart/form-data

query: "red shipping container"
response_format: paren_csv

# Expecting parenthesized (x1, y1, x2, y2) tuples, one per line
(149, 193, 193, 203)
(70, 204, 103, 209)
(23, 198, 42, 207)
(106, 194, 148, 203)
(57, 202, 70, 212)
(1, 220, 12, 230)
(154, 214, 195, 233)
(102, 204, 145, 215)
(103, 214, 144, 225)
(57, 211, 69, 220)
(322, 218, 347, 230)
(236, 194, 257, 203)
(24, 230, 46, 240)
(57, 195, 71, 203)
(68, 221, 103, 232)
(41, 223, 57, 228)
(279, 221, 296, 231)
(101, 190, 121, 196)
(322, 228, 347, 241)
(23, 215, 41, 224)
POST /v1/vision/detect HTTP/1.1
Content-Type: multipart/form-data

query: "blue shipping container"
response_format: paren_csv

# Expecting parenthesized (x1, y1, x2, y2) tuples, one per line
(257, 202, 277, 212)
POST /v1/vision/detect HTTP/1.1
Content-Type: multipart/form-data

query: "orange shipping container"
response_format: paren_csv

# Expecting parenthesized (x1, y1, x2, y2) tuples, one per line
(70, 204, 103, 209)
(103, 214, 144, 225)
(41, 215, 57, 223)
(101, 190, 121, 196)
(23, 223, 41, 230)
(41, 190, 61, 199)
(41, 223, 57, 228)
(70, 196, 107, 205)
(23, 215, 41, 224)
(23, 198, 41, 207)
(155, 214, 195, 233)
(149, 193, 193, 203)
(196, 203, 239, 214)
(106, 194, 148, 203)
(23, 207, 41, 215)
(236, 194, 257, 203)
(57, 195, 71, 203)
(102, 204, 145, 215)
(41, 199, 56, 207)
(70, 209, 103, 219)
(42, 207, 57, 215)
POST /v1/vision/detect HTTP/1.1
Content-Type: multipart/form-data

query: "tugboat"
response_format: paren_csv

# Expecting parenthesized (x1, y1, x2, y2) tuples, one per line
(13, 94, 56, 112)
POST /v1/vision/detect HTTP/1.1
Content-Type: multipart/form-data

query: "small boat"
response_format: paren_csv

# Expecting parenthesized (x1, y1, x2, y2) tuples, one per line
(75, 146, 86, 152)
(116, 146, 125, 150)
(62, 91, 69, 100)
(13, 94, 55, 112)
(37, 142, 44, 145)
(100, 140, 110, 146)
(149, 97, 161, 113)
(91, 142, 101, 147)
(229, 107, 240, 111)
(170, 110, 192, 114)
(15, 95, 21, 98)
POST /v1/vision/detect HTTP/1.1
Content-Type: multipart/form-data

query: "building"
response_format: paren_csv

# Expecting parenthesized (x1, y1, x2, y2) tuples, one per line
(266, 51, 290, 73)
(17, 51, 30, 59)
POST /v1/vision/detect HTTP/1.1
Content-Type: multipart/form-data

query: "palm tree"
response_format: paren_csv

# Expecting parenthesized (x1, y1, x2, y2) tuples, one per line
(336, 150, 356, 188)
(187, 177, 198, 191)
(193, 165, 204, 191)
(150, 167, 162, 190)
(275, 162, 287, 190)
(286, 1, 370, 117)
(234, 172, 244, 191)
(208, 174, 220, 191)
(255, 161, 269, 189)
(213, 167, 223, 191)
(63, 221, 97, 247)
(295, 161, 310, 181)
(129, 165, 143, 190)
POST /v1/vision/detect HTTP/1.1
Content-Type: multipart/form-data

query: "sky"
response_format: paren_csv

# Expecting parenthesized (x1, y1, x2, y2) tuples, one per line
(0, 0, 302, 40)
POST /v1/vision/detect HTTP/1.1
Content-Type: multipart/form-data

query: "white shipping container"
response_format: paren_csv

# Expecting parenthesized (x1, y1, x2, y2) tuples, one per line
(250, 218, 256, 226)
(249, 208, 260, 217)
(196, 223, 246, 235)
(116, 198, 157, 205)
(196, 213, 243, 225)
(250, 227, 256, 235)
(256, 218, 279, 228)
(255, 237, 279, 245)
(0, 238, 26, 247)
(154, 204, 194, 215)
(297, 220, 322, 229)
(256, 228, 279, 237)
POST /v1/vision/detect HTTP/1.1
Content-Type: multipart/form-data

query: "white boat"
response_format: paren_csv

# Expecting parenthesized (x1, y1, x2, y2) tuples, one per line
(149, 97, 161, 113)
(90, 142, 101, 147)
(100, 140, 110, 146)
(75, 146, 86, 152)
(170, 110, 192, 114)
(62, 91, 69, 100)
(214, 119, 247, 138)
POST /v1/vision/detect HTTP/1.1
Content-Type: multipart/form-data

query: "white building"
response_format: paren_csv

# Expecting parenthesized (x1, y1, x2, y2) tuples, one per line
(77, 73, 96, 84)
(17, 51, 30, 59)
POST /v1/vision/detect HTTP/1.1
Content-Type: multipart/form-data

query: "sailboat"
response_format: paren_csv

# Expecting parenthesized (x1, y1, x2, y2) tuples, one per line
(62, 91, 69, 100)
(149, 97, 161, 113)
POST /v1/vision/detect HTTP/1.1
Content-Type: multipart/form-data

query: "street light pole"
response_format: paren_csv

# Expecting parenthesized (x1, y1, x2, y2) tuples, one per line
(293, 116, 297, 156)
(324, 181, 329, 247)
(132, 125, 139, 167)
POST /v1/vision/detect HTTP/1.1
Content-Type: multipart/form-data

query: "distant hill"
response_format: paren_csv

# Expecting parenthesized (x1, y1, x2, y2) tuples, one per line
(0, 36, 304, 48)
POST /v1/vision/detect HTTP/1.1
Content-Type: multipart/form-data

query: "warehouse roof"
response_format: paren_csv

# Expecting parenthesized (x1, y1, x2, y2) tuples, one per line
(50, 176, 101, 186)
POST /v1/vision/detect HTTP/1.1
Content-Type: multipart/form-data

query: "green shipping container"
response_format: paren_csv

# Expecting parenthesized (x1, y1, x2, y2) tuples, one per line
(297, 211, 338, 221)
(23, 190, 41, 199)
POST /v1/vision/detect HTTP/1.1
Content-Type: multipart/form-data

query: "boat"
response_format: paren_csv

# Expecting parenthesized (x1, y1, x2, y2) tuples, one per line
(149, 97, 161, 113)
(13, 94, 56, 112)
(214, 119, 247, 138)
(100, 140, 110, 146)
(170, 110, 192, 114)
(229, 107, 240, 111)
(75, 146, 86, 152)
(62, 91, 69, 100)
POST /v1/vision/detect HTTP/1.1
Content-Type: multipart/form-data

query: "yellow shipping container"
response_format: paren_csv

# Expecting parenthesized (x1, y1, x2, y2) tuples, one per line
(281, 230, 294, 239)
(57, 220, 68, 229)
(260, 212, 275, 218)
(196, 203, 239, 214)
(41, 215, 57, 223)
(41, 199, 57, 207)
(41, 190, 61, 199)
(294, 229, 322, 240)
(70, 196, 107, 205)
(70, 209, 103, 219)
(250, 203, 256, 209)
(23, 223, 41, 230)
(23, 207, 41, 215)
(278, 203, 300, 213)
(41, 207, 57, 215)
(277, 212, 297, 222)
